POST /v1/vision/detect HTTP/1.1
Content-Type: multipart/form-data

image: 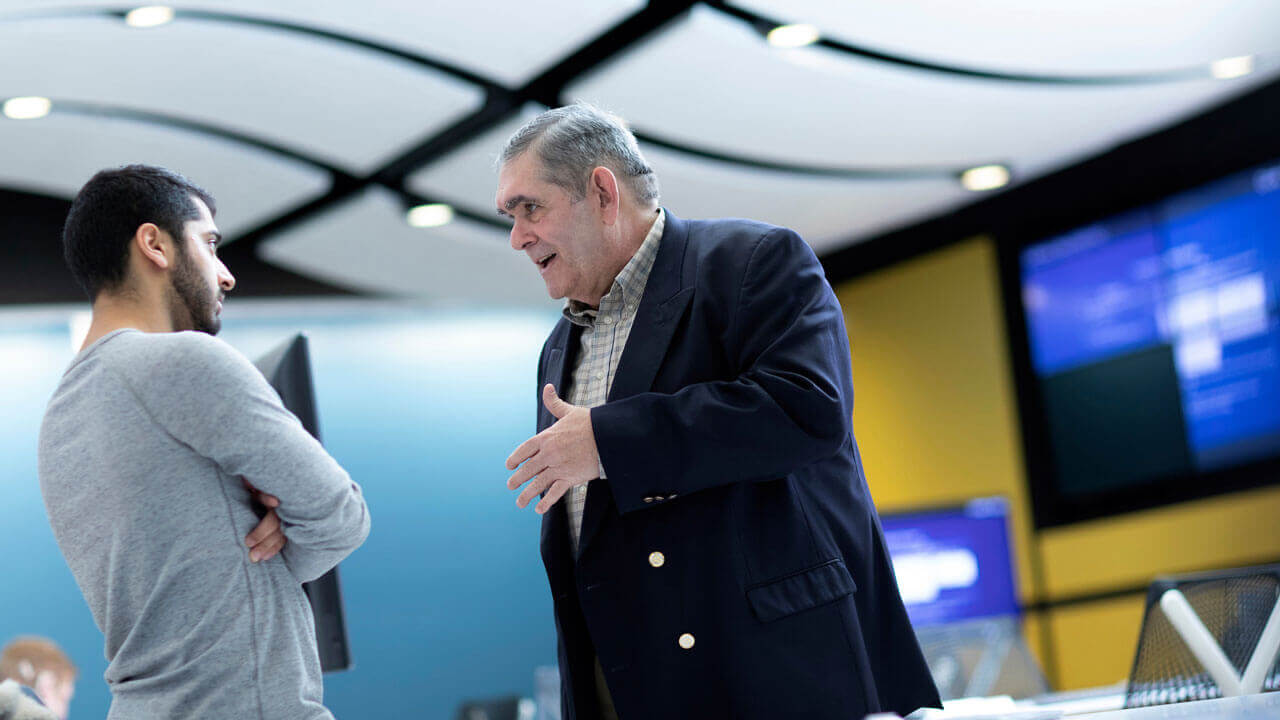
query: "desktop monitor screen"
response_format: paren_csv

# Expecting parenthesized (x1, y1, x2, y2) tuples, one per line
(881, 497, 1020, 628)
(1015, 158, 1280, 525)
(253, 333, 353, 673)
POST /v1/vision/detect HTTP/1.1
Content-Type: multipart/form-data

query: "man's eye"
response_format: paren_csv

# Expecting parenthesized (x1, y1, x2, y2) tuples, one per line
(525, 203, 539, 215)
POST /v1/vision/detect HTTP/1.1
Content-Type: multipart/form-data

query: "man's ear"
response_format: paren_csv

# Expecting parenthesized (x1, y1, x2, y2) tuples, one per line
(589, 166, 620, 225)
(133, 222, 173, 271)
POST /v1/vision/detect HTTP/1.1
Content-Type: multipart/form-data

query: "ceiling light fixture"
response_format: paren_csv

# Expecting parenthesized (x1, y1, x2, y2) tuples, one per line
(1210, 55, 1254, 80)
(125, 6, 175, 28)
(766, 24, 820, 49)
(960, 165, 1010, 192)
(406, 203, 454, 228)
(3, 96, 52, 120)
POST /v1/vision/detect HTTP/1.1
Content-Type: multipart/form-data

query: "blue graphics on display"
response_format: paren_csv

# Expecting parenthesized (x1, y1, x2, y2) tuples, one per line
(1020, 160, 1280, 488)
(881, 497, 1019, 628)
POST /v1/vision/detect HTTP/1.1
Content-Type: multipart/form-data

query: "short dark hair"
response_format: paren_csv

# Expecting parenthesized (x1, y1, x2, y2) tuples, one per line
(62, 164, 216, 300)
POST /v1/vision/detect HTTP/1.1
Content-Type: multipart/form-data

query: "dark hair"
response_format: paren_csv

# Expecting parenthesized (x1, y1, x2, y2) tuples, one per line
(62, 164, 216, 299)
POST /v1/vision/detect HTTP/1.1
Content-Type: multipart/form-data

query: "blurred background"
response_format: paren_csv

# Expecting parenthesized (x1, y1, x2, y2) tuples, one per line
(2, 1, 1280, 717)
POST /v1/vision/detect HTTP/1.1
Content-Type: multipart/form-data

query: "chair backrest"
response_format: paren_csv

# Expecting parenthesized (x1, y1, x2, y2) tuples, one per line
(1125, 563, 1280, 708)
(914, 615, 1050, 700)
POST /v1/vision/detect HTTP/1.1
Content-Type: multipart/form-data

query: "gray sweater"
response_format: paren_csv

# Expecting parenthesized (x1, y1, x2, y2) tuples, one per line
(38, 329, 370, 719)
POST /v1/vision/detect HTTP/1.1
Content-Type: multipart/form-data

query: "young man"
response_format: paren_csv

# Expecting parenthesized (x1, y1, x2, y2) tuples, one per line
(499, 105, 941, 719)
(38, 165, 370, 719)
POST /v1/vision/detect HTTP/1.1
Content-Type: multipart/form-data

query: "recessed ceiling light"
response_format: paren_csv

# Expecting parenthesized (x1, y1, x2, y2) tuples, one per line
(766, 24, 820, 49)
(960, 164, 1010, 192)
(125, 6, 175, 28)
(406, 203, 454, 228)
(1210, 55, 1254, 80)
(3, 96, 52, 120)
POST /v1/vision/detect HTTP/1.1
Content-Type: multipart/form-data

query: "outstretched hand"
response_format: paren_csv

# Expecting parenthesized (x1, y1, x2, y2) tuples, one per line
(505, 384, 601, 514)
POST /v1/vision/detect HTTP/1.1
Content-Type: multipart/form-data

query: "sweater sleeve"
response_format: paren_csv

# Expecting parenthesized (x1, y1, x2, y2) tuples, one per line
(123, 332, 370, 582)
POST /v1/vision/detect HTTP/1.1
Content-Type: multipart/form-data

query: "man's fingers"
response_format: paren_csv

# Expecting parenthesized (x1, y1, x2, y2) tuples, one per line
(542, 384, 571, 419)
(246, 509, 281, 547)
(507, 459, 548, 491)
(505, 436, 541, 471)
(517, 475, 556, 509)
(256, 492, 280, 508)
(536, 480, 573, 514)
(251, 532, 286, 563)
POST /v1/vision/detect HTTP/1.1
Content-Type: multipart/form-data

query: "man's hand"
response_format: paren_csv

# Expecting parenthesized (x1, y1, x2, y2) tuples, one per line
(506, 384, 601, 514)
(242, 478, 286, 563)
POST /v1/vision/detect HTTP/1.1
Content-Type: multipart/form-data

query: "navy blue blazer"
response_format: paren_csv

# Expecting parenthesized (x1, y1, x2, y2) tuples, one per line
(535, 211, 941, 719)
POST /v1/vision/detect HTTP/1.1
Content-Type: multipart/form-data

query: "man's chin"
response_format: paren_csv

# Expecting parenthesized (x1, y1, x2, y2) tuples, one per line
(197, 317, 221, 336)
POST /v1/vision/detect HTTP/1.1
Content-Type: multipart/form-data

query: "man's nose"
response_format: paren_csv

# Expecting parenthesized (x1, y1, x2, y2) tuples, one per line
(218, 260, 236, 292)
(509, 220, 533, 251)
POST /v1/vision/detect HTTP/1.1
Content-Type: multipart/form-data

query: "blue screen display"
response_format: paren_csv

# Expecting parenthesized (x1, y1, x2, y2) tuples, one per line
(881, 497, 1019, 627)
(1020, 160, 1280, 473)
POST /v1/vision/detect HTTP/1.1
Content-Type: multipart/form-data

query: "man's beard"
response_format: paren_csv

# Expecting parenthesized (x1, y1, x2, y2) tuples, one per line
(168, 247, 221, 335)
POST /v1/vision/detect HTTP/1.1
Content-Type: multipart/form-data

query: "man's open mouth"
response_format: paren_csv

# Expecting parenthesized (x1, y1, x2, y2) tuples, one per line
(537, 253, 557, 271)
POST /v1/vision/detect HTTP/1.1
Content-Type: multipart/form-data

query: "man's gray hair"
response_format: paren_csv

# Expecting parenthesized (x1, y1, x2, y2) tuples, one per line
(500, 103, 659, 205)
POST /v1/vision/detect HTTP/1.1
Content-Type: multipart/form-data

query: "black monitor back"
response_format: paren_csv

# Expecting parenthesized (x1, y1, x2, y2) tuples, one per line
(253, 333, 353, 673)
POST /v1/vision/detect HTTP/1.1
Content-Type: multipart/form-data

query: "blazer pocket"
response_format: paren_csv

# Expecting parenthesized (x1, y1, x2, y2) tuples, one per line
(746, 558, 857, 623)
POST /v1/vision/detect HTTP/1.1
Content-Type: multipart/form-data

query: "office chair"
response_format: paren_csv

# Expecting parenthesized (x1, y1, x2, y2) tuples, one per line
(1125, 563, 1280, 708)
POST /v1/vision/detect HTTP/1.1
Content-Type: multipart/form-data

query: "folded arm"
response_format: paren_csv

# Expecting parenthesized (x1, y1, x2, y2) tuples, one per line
(127, 333, 371, 582)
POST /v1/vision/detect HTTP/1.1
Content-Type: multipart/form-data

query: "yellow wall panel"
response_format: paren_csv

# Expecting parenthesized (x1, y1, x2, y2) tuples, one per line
(834, 237, 1041, 602)
(1040, 485, 1280, 599)
(1047, 595, 1147, 690)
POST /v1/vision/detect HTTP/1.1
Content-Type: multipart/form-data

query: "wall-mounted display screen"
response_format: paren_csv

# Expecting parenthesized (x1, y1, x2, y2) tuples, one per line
(1015, 159, 1280, 524)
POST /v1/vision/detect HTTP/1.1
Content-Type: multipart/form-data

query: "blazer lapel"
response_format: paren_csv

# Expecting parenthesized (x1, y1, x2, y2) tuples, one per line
(540, 319, 580, 577)
(606, 210, 693, 403)
(578, 211, 694, 558)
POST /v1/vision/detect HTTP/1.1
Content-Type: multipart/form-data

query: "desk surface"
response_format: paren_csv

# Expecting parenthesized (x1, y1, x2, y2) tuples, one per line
(1075, 692, 1280, 720)
(905, 690, 1278, 720)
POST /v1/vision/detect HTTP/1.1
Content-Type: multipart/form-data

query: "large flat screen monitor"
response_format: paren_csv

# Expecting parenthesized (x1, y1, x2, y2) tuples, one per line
(881, 497, 1020, 628)
(253, 333, 353, 673)
(1012, 158, 1280, 526)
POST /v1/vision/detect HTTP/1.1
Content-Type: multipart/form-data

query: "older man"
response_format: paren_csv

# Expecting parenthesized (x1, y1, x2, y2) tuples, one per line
(500, 105, 941, 719)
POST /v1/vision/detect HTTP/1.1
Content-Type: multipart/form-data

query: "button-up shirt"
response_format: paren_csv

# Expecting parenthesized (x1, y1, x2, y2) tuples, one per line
(563, 209, 665, 555)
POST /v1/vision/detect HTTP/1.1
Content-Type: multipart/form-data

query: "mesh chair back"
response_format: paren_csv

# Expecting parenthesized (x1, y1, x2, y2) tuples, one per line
(1125, 564, 1280, 708)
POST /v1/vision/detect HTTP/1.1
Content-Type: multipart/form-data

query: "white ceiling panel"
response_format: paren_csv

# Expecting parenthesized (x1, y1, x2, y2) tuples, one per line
(567, 7, 1280, 171)
(642, 144, 968, 254)
(0, 113, 329, 239)
(0, 0, 644, 85)
(406, 105, 547, 212)
(0, 15, 482, 173)
(259, 187, 558, 308)
(735, 0, 1280, 76)
(411, 108, 965, 255)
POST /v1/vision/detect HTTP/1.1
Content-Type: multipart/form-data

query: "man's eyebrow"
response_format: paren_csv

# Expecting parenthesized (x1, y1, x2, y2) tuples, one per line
(502, 194, 538, 212)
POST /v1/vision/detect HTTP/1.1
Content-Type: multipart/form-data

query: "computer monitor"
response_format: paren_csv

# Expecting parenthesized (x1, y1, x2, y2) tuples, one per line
(253, 333, 353, 673)
(882, 498, 1046, 699)
(881, 497, 1021, 628)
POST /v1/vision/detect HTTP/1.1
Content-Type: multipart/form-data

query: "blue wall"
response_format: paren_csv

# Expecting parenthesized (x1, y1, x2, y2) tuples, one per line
(0, 302, 561, 718)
